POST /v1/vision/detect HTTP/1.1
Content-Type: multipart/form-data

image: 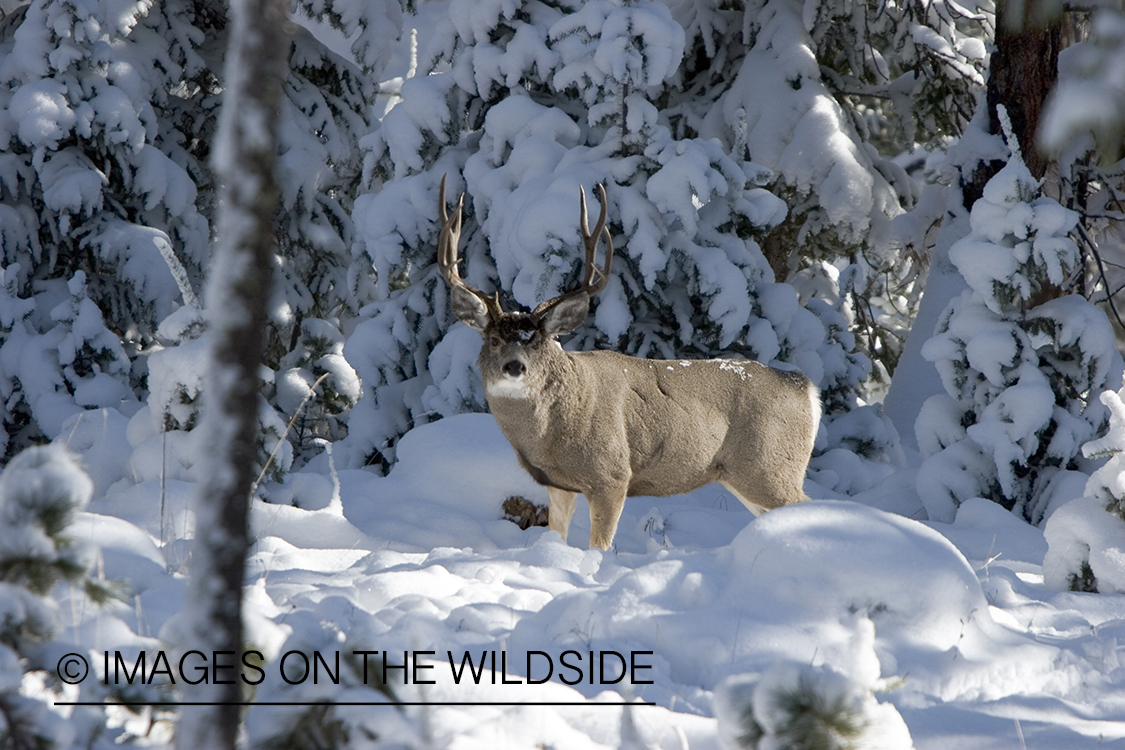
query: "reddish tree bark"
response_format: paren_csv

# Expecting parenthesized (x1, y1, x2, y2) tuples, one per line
(963, 0, 1062, 208)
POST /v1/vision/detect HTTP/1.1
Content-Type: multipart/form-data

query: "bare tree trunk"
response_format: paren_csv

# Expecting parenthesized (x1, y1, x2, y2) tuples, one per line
(963, 0, 1062, 207)
(175, 1, 289, 748)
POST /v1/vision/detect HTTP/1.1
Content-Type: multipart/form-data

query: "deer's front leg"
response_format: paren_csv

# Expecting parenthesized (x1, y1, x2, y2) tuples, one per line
(547, 486, 578, 543)
(587, 485, 628, 551)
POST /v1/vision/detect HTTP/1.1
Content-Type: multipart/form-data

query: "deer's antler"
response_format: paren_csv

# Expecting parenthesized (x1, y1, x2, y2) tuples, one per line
(438, 174, 502, 319)
(532, 183, 613, 320)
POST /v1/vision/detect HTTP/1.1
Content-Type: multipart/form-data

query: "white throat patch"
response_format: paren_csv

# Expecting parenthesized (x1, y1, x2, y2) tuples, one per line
(486, 377, 530, 400)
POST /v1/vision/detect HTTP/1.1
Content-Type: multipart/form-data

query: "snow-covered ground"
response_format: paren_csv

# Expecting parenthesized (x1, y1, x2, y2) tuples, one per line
(60, 409, 1125, 748)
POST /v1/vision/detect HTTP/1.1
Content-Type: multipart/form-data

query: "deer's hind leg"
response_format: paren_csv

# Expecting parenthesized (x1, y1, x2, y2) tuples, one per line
(721, 456, 809, 515)
(717, 417, 812, 514)
(720, 481, 768, 516)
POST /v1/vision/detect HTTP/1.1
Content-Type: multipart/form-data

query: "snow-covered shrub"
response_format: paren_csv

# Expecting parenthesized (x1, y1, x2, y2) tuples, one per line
(244, 609, 414, 749)
(915, 139, 1123, 523)
(273, 318, 361, 464)
(1081, 390, 1125, 521)
(715, 619, 914, 750)
(147, 307, 209, 433)
(802, 273, 905, 494)
(0, 271, 137, 451)
(716, 665, 914, 750)
(146, 306, 293, 484)
(0, 444, 111, 749)
(1044, 388, 1125, 593)
(809, 404, 904, 495)
(1043, 494, 1125, 594)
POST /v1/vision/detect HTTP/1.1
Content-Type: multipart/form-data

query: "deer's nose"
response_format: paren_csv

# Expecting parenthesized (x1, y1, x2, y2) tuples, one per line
(503, 360, 526, 378)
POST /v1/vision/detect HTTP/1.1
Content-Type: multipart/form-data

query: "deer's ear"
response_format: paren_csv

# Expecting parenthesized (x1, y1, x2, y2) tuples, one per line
(540, 294, 589, 336)
(450, 286, 492, 330)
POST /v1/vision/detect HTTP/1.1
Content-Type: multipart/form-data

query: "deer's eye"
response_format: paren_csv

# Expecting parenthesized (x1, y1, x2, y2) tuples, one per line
(490, 336, 502, 348)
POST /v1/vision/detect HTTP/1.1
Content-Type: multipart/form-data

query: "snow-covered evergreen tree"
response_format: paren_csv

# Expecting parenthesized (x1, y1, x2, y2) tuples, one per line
(885, 0, 1083, 447)
(696, 0, 992, 383)
(0, 0, 212, 454)
(340, 0, 898, 474)
(138, 7, 377, 471)
(915, 125, 1123, 524)
(266, 23, 378, 354)
(0, 0, 381, 467)
(672, 0, 992, 266)
(0, 268, 135, 455)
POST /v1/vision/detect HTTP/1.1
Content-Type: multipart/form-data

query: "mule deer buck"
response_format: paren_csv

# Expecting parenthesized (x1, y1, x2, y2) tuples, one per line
(438, 175, 820, 550)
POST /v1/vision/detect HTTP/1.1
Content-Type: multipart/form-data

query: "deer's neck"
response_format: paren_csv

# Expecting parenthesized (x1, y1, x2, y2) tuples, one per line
(485, 348, 583, 442)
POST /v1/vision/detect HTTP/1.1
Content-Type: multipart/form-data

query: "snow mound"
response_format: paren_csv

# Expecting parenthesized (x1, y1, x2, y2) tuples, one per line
(728, 501, 985, 654)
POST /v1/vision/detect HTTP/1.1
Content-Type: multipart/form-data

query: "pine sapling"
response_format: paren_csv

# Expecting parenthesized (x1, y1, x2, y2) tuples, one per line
(0, 445, 118, 749)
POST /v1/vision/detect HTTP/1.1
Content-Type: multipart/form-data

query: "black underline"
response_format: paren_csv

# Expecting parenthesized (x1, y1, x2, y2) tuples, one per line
(55, 701, 656, 707)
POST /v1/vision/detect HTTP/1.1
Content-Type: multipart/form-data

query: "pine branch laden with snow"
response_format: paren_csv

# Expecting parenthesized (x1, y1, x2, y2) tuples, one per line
(915, 153, 1124, 524)
(711, 0, 900, 254)
(175, 0, 289, 747)
(0, 445, 93, 601)
(1044, 388, 1125, 593)
(293, 0, 404, 74)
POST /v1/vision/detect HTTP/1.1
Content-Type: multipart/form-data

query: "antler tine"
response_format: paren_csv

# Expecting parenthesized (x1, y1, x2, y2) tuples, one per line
(437, 174, 504, 320)
(531, 183, 613, 321)
(577, 183, 612, 294)
(437, 174, 463, 284)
